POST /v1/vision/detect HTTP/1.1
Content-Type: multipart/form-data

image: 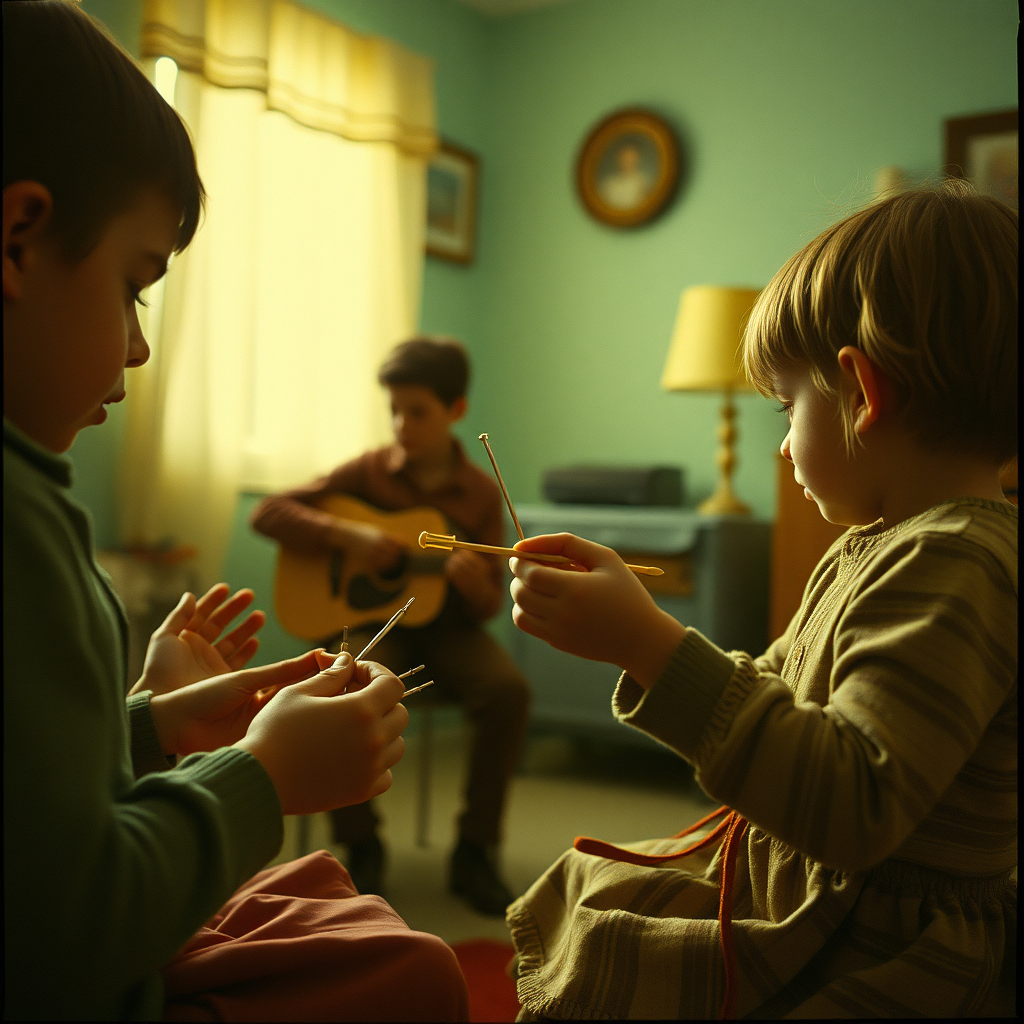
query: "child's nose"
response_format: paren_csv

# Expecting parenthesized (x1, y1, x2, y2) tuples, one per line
(128, 328, 151, 368)
(780, 433, 793, 462)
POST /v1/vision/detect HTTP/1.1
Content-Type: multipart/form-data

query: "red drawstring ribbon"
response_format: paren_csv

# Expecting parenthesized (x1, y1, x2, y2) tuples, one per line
(574, 804, 748, 1020)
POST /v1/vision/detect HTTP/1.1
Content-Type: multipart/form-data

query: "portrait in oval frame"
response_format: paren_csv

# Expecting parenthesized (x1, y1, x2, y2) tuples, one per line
(576, 108, 681, 228)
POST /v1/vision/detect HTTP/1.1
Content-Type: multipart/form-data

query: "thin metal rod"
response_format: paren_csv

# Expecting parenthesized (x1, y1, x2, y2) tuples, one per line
(402, 680, 435, 698)
(399, 664, 426, 681)
(357, 597, 415, 660)
(419, 531, 665, 577)
(479, 433, 525, 541)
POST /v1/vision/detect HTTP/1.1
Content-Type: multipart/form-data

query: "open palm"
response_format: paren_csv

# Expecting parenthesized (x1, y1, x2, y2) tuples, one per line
(131, 584, 267, 697)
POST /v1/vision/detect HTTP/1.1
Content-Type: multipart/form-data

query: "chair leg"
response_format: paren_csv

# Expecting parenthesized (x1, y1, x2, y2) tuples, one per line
(295, 814, 311, 857)
(416, 706, 434, 848)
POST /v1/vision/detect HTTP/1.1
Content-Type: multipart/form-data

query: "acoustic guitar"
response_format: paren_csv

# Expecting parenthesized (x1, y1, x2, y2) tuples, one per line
(273, 494, 453, 640)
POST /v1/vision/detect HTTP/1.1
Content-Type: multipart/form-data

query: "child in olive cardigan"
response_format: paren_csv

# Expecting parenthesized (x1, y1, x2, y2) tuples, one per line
(507, 183, 1017, 1019)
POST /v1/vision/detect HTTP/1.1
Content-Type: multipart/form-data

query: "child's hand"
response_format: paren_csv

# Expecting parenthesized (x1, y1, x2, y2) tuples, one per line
(234, 653, 409, 815)
(131, 584, 266, 696)
(444, 548, 495, 603)
(149, 649, 323, 756)
(335, 521, 405, 573)
(509, 533, 687, 690)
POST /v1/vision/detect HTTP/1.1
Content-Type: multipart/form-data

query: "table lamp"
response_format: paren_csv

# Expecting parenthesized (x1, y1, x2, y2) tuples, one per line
(661, 285, 761, 516)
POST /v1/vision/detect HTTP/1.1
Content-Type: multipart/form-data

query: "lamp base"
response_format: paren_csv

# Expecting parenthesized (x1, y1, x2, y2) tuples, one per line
(698, 487, 751, 517)
(698, 391, 750, 517)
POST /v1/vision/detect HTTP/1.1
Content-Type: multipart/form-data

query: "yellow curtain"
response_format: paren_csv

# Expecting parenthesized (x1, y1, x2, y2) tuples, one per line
(119, 0, 437, 585)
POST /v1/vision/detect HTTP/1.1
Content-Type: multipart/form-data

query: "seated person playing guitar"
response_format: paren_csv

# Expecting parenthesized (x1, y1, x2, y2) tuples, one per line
(251, 337, 530, 915)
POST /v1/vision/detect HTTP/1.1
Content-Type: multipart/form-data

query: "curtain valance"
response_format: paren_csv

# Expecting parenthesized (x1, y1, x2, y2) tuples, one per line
(141, 0, 438, 156)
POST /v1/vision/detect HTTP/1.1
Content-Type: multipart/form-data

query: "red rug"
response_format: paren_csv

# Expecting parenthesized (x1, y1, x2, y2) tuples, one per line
(450, 939, 520, 1022)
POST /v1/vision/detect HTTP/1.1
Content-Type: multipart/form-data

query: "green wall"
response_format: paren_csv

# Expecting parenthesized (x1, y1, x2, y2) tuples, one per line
(73, 0, 1017, 666)
(462, 0, 1018, 516)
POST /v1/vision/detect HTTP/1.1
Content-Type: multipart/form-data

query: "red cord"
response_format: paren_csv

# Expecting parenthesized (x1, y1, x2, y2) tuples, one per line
(715, 814, 748, 1020)
(574, 805, 748, 1020)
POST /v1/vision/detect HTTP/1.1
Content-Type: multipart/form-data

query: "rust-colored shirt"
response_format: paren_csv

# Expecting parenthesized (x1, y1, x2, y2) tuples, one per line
(250, 440, 506, 622)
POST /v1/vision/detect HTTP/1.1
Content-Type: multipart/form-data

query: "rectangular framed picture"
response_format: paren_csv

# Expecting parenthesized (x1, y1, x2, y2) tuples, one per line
(944, 108, 1018, 210)
(426, 141, 479, 264)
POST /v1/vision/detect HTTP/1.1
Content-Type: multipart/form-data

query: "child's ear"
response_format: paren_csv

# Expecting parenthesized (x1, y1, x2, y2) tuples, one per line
(448, 396, 468, 423)
(3, 181, 54, 301)
(836, 346, 886, 435)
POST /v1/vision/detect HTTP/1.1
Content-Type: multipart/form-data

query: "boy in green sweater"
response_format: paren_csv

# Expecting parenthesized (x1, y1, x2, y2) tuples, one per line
(3, 3, 467, 1020)
(506, 183, 1016, 1018)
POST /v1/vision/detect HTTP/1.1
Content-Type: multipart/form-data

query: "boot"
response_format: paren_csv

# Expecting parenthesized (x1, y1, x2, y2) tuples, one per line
(449, 838, 514, 916)
(345, 834, 386, 896)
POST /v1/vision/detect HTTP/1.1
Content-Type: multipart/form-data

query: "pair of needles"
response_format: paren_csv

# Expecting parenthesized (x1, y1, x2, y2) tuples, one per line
(329, 601, 435, 697)
(419, 434, 664, 578)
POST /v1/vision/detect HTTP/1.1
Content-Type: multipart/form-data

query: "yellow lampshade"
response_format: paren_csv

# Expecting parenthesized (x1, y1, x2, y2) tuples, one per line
(661, 286, 761, 392)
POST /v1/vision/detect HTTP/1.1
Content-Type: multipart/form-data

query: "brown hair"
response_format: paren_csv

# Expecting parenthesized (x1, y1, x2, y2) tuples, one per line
(743, 180, 1017, 464)
(378, 336, 470, 406)
(2, 0, 204, 260)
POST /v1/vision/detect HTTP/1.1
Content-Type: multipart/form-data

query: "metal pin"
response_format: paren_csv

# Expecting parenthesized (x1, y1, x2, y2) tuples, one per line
(419, 530, 664, 576)
(401, 680, 435, 698)
(357, 597, 415, 661)
(399, 664, 426, 681)
(479, 433, 525, 541)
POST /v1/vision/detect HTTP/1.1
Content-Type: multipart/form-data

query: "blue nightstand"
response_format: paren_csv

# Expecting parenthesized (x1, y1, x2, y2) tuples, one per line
(510, 505, 771, 749)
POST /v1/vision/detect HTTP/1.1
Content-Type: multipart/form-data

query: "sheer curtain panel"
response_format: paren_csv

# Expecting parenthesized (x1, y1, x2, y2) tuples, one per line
(118, 0, 437, 585)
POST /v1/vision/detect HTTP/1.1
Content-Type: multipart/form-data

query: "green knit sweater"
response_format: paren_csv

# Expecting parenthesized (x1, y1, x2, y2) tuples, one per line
(3, 419, 283, 1020)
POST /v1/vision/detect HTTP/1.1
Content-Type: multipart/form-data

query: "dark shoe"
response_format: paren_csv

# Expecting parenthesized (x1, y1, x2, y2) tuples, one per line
(449, 838, 514, 916)
(345, 834, 386, 896)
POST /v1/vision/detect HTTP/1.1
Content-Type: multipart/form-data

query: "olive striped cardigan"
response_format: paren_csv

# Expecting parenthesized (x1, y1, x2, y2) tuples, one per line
(508, 497, 1017, 1019)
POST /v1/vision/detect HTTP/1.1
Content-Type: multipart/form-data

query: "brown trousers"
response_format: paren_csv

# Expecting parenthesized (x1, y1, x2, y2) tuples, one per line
(328, 604, 531, 849)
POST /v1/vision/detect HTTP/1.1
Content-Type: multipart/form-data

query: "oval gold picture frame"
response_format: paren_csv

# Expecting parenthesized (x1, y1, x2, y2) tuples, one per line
(576, 108, 681, 228)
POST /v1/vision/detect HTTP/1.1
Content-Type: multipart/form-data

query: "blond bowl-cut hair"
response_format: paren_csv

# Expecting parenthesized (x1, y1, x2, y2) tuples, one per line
(743, 180, 1017, 464)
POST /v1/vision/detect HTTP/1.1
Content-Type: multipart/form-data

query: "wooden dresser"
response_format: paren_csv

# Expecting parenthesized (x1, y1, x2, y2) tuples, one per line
(769, 454, 1019, 642)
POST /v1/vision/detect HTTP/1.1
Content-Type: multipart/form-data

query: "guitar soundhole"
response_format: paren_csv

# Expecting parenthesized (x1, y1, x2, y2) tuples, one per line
(329, 550, 344, 598)
(347, 573, 405, 610)
(378, 552, 409, 581)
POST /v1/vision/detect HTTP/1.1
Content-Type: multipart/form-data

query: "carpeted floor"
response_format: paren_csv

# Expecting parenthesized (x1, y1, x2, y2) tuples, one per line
(274, 724, 716, 1020)
(451, 939, 520, 1022)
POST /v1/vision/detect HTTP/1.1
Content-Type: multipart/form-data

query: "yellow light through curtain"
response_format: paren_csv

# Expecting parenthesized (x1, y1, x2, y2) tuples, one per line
(119, 0, 437, 585)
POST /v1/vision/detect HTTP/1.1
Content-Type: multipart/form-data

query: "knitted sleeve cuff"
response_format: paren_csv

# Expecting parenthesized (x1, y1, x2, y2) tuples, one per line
(126, 691, 173, 778)
(612, 628, 740, 761)
(172, 748, 284, 871)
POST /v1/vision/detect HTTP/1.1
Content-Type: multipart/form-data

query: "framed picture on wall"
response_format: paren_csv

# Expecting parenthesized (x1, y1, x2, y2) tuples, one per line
(576, 108, 681, 228)
(426, 140, 479, 264)
(944, 108, 1018, 210)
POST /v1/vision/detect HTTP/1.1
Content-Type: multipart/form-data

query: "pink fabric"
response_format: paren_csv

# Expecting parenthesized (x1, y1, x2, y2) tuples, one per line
(163, 851, 469, 1022)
